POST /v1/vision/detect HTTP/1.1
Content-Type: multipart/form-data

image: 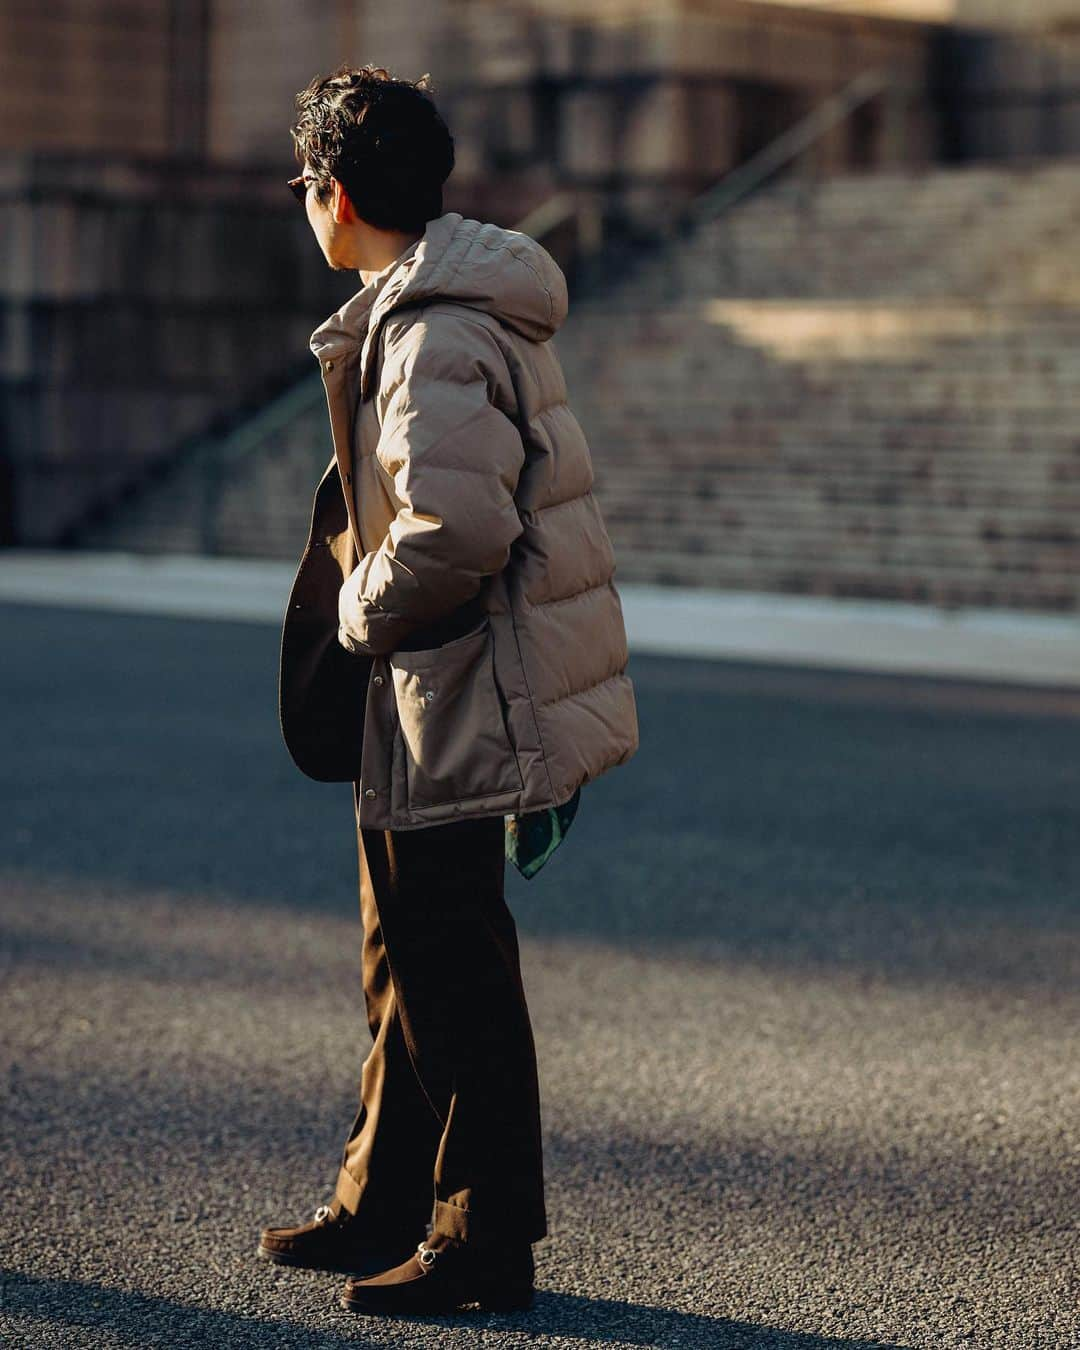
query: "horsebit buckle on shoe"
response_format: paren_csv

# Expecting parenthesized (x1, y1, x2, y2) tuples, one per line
(417, 1241, 437, 1267)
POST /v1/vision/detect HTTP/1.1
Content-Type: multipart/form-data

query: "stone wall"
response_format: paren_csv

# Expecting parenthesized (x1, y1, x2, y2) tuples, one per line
(206, 0, 940, 233)
(733, 0, 1080, 26)
(934, 26, 1080, 160)
(0, 0, 208, 158)
(0, 153, 352, 545)
(3, 1, 943, 227)
(5, 0, 1080, 198)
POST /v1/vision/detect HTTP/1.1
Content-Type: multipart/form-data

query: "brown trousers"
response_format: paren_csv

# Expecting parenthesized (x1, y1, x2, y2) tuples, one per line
(332, 780, 547, 1247)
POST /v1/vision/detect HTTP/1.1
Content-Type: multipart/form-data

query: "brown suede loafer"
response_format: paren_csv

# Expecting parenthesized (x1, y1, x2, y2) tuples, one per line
(339, 1232, 535, 1316)
(258, 1202, 419, 1275)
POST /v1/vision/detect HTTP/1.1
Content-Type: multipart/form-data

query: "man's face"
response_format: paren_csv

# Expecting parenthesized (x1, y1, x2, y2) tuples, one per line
(301, 161, 355, 270)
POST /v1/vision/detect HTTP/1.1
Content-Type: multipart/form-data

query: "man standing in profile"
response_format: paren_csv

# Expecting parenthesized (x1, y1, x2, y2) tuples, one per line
(263, 63, 638, 1318)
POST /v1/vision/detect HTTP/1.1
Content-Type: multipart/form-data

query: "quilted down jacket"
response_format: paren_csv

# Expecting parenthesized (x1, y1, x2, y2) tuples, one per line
(278, 209, 639, 829)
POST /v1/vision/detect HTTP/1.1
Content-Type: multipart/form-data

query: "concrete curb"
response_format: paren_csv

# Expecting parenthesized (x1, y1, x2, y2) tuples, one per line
(1, 549, 1077, 688)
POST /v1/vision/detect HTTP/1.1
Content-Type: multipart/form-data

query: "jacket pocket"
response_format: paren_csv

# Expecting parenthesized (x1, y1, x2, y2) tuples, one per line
(389, 617, 523, 811)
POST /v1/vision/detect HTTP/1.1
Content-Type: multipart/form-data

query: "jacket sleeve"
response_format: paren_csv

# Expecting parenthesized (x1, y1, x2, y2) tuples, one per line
(337, 312, 526, 657)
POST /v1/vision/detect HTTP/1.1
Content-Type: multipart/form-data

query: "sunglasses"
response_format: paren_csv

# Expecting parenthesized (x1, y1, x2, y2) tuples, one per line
(287, 174, 317, 204)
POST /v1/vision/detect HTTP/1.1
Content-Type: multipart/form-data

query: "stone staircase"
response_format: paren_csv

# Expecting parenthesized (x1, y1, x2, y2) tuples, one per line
(76, 383, 333, 561)
(556, 158, 1080, 612)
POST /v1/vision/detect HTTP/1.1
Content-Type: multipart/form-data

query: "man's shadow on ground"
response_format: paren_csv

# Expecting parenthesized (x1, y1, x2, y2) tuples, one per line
(0, 1269, 912, 1349)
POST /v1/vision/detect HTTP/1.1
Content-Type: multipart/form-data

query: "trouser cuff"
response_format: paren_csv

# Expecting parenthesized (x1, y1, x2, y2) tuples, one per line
(432, 1198, 547, 1247)
(335, 1165, 436, 1241)
(433, 1199, 471, 1243)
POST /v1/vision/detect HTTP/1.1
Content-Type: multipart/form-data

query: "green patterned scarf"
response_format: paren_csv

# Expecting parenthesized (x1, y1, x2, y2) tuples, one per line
(504, 786, 581, 880)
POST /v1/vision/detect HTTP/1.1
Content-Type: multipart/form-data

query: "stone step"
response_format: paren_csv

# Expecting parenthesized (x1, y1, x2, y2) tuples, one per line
(608, 534, 1080, 579)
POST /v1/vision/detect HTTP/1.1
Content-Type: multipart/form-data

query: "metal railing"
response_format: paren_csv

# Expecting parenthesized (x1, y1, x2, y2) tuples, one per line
(677, 68, 893, 234)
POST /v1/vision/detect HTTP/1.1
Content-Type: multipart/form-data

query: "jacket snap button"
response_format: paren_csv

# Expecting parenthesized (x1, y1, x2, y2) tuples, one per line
(424, 690, 435, 702)
(373, 675, 384, 686)
(324, 359, 334, 372)
(364, 788, 376, 799)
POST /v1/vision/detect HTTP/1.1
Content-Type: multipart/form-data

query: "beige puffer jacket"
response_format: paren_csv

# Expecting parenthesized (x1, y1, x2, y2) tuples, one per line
(278, 209, 639, 829)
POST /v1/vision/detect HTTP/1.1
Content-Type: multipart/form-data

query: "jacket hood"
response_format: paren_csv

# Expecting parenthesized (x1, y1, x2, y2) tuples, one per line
(309, 211, 569, 402)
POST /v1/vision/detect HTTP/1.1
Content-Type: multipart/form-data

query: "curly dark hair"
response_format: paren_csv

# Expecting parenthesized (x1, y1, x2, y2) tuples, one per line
(290, 64, 455, 233)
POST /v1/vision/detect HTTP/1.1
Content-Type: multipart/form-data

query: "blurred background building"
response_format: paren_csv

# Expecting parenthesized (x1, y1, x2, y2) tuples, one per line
(3, 0, 1080, 613)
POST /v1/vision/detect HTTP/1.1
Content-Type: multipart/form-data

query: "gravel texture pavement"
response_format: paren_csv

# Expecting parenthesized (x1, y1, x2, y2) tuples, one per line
(1, 601, 1077, 1349)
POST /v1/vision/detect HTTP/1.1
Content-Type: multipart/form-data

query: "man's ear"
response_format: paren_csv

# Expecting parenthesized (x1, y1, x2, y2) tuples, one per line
(331, 177, 356, 225)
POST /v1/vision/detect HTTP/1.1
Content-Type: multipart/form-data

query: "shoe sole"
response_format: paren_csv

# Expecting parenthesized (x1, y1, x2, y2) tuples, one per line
(339, 1284, 535, 1316)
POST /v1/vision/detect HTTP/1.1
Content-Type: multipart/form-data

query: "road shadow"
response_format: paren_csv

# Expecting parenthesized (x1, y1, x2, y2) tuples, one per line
(5, 1045, 1071, 1271)
(0, 1269, 914, 1348)
(1, 602, 1078, 987)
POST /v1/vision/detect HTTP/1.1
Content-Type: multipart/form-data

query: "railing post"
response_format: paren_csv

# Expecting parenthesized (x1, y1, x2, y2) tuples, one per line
(199, 445, 220, 556)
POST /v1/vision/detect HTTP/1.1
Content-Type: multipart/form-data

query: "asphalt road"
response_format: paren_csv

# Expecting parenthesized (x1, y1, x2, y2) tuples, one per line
(1, 601, 1078, 1349)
